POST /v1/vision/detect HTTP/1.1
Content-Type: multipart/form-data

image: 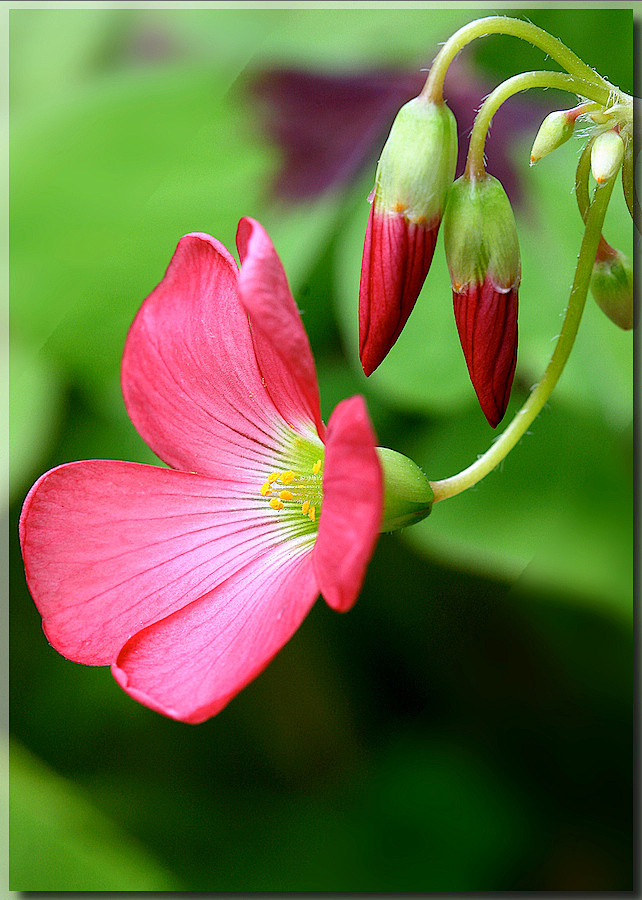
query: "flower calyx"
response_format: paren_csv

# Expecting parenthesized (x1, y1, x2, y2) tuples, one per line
(376, 447, 433, 532)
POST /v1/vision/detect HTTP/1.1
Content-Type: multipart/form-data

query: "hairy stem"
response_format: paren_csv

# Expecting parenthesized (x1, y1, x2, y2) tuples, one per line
(465, 70, 612, 179)
(422, 15, 614, 104)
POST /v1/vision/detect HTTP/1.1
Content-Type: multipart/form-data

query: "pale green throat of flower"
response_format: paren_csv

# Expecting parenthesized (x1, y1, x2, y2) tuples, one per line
(260, 435, 434, 536)
(259, 433, 325, 539)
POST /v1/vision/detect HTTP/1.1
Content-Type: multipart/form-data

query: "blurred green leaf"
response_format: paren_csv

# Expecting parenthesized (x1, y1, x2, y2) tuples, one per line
(10, 63, 274, 393)
(167, 7, 473, 69)
(9, 340, 62, 504)
(402, 399, 632, 617)
(10, 739, 181, 891)
(10, 8, 129, 110)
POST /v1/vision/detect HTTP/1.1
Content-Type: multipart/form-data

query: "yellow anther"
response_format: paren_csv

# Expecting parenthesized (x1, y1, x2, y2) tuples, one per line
(279, 490, 293, 501)
(260, 482, 272, 497)
(301, 501, 309, 516)
(308, 506, 316, 523)
(268, 472, 281, 484)
(269, 498, 284, 511)
(312, 459, 322, 475)
(281, 471, 295, 484)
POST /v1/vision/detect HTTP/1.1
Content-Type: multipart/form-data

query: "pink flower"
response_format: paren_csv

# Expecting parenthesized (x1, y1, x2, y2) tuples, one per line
(20, 217, 383, 724)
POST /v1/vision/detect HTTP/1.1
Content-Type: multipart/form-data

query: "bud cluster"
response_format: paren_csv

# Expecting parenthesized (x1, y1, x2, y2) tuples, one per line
(357, 55, 632, 436)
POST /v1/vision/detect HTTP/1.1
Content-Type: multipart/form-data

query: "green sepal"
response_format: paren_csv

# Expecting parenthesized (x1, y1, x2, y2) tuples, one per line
(376, 447, 433, 532)
(443, 174, 521, 290)
(374, 96, 458, 224)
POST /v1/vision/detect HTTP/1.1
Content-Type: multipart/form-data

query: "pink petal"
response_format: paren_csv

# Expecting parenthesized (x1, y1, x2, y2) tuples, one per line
(121, 233, 286, 480)
(19, 460, 286, 665)
(453, 279, 518, 427)
(313, 396, 382, 612)
(236, 217, 325, 440)
(359, 205, 439, 376)
(112, 541, 319, 723)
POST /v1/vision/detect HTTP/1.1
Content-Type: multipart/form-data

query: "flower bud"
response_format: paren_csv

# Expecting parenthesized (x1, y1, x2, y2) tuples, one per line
(376, 447, 433, 532)
(591, 130, 624, 184)
(590, 242, 633, 330)
(443, 174, 521, 428)
(359, 95, 458, 376)
(530, 109, 575, 164)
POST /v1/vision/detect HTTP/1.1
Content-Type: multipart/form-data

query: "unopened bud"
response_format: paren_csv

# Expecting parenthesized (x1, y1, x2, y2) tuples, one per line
(376, 447, 433, 532)
(530, 110, 575, 164)
(591, 130, 624, 184)
(443, 174, 521, 427)
(590, 244, 633, 330)
(359, 95, 458, 376)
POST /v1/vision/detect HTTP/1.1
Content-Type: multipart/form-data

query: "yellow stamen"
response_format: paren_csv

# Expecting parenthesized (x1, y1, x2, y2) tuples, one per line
(260, 482, 272, 496)
(279, 490, 293, 501)
(268, 472, 281, 484)
(301, 501, 309, 516)
(269, 498, 284, 511)
(312, 459, 322, 475)
(308, 505, 316, 522)
(281, 471, 295, 484)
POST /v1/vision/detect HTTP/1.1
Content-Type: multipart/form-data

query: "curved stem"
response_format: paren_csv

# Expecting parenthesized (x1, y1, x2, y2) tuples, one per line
(422, 16, 614, 104)
(466, 70, 612, 179)
(430, 170, 617, 503)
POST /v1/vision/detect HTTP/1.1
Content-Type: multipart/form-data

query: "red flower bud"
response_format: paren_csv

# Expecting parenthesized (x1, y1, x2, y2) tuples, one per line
(359, 95, 458, 376)
(451, 279, 518, 428)
(443, 174, 521, 427)
(359, 204, 441, 376)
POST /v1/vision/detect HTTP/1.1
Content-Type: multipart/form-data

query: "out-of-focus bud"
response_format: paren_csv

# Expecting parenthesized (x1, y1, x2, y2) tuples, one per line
(590, 130, 624, 184)
(590, 240, 634, 330)
(530, 109, 575, 164)
(359, 95, 458, 376)
(443, 174, 521, 428)
(376, 447, 433, 532)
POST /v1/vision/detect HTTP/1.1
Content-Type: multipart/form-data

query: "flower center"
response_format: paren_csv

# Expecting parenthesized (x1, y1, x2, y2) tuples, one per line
(260, 457, 324, 527)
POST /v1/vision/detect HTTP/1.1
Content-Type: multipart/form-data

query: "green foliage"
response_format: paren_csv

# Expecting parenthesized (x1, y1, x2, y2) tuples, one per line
(10, 740, 180, 890)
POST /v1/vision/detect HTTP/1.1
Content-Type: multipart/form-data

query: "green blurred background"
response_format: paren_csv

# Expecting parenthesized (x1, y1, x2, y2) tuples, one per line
(9, 5, 633, 891)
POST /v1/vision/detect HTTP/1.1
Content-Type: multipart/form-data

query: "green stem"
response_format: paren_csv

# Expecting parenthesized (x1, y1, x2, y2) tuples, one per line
(575, 136, 595, 221)
(430, 170, 617, 504)
(466, 70, 612, 179)
(422, 15, 614, 104)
